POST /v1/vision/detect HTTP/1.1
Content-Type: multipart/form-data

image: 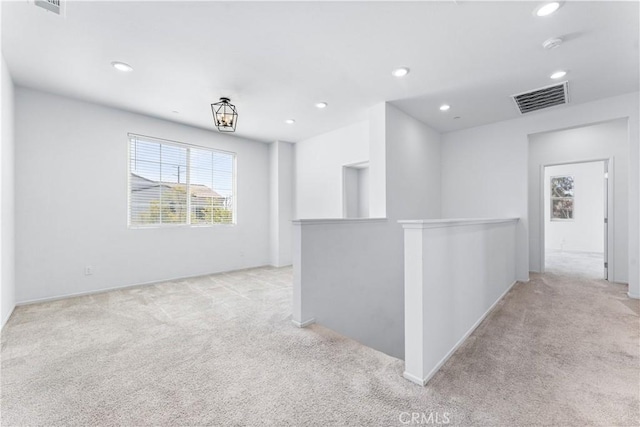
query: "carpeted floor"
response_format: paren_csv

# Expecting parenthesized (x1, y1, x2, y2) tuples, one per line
(1, 266, 638, 426)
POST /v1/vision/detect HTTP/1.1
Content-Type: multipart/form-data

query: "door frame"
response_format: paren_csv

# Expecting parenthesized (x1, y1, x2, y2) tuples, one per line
(539, 157, 614, 281)
(342, 160, 369, 218)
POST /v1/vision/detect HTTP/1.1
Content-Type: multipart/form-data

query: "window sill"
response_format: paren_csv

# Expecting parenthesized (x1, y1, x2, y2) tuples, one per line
(128, 223, 237, 229)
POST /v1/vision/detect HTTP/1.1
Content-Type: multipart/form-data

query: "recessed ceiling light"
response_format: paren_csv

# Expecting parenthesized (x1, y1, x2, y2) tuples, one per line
(111, 61, 133, 72)
(391, 67, 410, 78)
(315, 102, 328, 109)
(439, 104, 451, 111)
(284, 119, 295, 124)
(535, 2, 561, 17)
(550, 70, 567, 79)
(172, 110, 179, 114)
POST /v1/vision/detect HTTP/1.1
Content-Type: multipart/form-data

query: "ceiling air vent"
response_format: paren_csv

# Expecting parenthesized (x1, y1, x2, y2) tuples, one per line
(512, 81, 569, 114)
(34, 0, 63, 15)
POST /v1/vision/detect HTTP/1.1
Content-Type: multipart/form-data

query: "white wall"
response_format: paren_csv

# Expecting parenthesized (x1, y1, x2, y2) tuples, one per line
(386, 104, 442, 219)
(294, 103, 441, 221)
(293, 218, 402, 355)
(633, 95, 640, 298)
(1, 54, 16, 327)
(342, 164, 369, 219)
(293, 104, 442, 359)
(269, 142, 279, 264)
(442, 92, 639, 292)
(544, 162, 605, 253)
(369, 104, 387, 218)
(294, 120, 369, 219)
(402, 218, 518, 385)
(269, 140, 293, 267)
(343, 166, 359, 218)
(277, 141, 293, 266)
(441, 120, 528, 280)
(530, 119, 628, 281)
(357, 167, 369, 218)
(15, 88, 271, 303)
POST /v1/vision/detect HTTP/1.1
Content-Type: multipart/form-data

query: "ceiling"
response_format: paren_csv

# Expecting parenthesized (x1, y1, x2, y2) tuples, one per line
(2, 1, 638, 143)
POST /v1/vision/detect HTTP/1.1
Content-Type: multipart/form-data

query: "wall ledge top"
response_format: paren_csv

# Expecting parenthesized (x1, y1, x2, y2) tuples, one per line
(292, 218, 388, 226)
(398, 218, 519, 229)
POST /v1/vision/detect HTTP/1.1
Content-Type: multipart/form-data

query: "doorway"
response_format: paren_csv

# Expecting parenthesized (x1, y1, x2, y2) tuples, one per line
(542, 159, 609, 280)
(342, 161, 369, 218)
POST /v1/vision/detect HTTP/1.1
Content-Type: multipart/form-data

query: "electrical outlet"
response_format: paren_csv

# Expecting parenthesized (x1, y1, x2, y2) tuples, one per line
(84, 266, 94, 276)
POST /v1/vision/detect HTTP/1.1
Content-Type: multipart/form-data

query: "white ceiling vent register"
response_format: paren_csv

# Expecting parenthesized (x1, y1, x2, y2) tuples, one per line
(512, 81, 569, 114)
(34, 0, 64, 16)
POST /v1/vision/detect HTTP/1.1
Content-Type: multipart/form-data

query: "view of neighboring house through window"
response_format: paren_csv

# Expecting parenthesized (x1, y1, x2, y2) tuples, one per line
(129, 135, 235, 226)
(550, 175, 574, 220)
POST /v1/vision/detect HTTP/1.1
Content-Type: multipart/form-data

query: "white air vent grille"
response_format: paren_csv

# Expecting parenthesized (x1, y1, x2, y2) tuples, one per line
(512, 81, 569, 114)
(34, 0, 62, 15)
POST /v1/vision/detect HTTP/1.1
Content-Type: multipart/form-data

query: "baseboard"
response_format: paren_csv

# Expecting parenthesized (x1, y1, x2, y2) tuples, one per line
(291, 318, 315, 328)
(406, 280, 519, 387)
(17, 264, 274, 306)
(628, 292, 640, 300)
(269, 264, 293, 269)
(403, 371, 427, 386)
(1, 304, 16, 330)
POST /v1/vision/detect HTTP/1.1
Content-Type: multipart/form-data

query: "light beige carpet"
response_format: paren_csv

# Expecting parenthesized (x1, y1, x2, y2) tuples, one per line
(1, 266, 638, 426)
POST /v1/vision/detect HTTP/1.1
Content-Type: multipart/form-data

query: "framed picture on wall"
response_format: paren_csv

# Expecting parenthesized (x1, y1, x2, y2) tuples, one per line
(550, 175, 575, 220)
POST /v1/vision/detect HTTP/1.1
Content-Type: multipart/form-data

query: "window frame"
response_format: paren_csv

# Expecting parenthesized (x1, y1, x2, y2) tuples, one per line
(127, 133, 237, 228)
(550, 175, 575, 222)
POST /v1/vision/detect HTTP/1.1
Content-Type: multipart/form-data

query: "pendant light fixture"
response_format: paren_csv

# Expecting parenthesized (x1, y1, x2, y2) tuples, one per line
(211, 97, 238, 132)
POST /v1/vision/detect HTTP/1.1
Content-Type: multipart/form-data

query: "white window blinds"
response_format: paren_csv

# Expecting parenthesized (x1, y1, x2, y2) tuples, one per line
(129, 134, 235, 227)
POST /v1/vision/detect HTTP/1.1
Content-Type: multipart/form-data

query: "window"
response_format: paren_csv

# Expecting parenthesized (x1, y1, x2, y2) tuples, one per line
(550, 175, 574, 220)
(129, 134, 235, 227)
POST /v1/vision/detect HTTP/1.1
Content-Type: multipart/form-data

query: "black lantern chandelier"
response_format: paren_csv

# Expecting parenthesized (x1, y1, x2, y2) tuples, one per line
(211, 97, 238, 132)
